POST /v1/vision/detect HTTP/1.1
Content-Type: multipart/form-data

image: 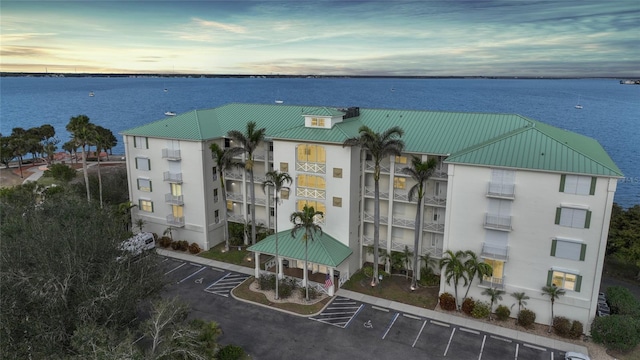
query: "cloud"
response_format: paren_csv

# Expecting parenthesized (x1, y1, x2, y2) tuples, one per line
(192, 17, 246, 34)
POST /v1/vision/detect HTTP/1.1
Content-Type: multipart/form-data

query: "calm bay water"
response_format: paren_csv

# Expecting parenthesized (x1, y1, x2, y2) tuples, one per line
(1, 76, 638, 207)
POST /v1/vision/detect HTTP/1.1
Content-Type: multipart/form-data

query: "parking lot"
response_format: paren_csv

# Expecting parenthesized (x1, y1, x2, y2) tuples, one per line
(160, 257, 249, 298)
(311, 298, 567, 360)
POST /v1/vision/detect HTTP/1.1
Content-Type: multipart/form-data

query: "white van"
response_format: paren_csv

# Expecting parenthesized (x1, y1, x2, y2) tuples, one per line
(119, 232, 156, 258)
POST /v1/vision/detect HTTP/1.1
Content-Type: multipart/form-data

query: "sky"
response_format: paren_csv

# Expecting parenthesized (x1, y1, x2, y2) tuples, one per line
(1, 0, 639, 77)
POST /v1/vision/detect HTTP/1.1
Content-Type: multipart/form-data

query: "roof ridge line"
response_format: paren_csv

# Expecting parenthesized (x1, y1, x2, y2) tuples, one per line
(447, 121, 534, 159)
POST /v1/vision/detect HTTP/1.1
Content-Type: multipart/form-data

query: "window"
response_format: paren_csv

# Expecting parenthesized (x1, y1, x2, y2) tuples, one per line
(551, 239, 586, 261)
(297, 144, 326, 163)
(137, 178, 152, 192)
(395, 156, 407, 164)
(394, 177, 406, 189)
(139, 199, 153, 212)
(213, 189, 219, 202)
(297, 175, 326, 189)
(224, 138, 231, 148)
(135, 157, 150, 171)
(227, 200, 233, 211)
(333, 168, 342, 178)
(548, 270, 582, 292)
(280, 162, 289, 172)
(171, 183, 182, 196)
(333, 197, 342, 207)
(281, 189, 290, 200)
(560, 175, 595, 195)
(134, 136, 148, 149)
(555, 207, 591, 228)
(311, 117, 325, 127)
(270, 208, 275, 216)
(212, 167, 218, 181)
(215, 210, 219, 223)
(483, 259, 504, 281)
(297, 200, 325, 220)
(269, 143, 273, 151)
(172, 205, 183, 217)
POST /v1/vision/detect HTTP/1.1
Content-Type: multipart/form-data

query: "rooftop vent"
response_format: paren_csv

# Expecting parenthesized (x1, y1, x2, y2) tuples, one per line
(340, 107, 360, 119)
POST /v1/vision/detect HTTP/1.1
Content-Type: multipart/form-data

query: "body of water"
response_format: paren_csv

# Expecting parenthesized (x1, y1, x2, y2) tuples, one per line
(1, 76, 638, 207)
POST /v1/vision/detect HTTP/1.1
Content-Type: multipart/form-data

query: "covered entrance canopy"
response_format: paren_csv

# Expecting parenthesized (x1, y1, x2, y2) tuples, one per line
(248, 230, 352, 296)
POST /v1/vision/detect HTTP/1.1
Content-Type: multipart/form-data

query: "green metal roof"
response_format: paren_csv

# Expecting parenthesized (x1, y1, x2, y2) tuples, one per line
(121, 103, 621, 177)
(247, 230, 353, 268)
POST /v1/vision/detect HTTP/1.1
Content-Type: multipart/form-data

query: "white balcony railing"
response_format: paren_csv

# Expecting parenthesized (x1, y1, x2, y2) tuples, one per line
(487, 182, 515, 199)
(296, 161, 326, 174)
(161, 148, 181, 160)
(422, 222, 445, 233)
(163, 171, 182, 183)
(424, 196, 447, 207)
(296, 187, 326, 200)
(392, 216, 415, 229)
(363, 212, 388, 225)
(423, 247, 444, 259)
(394, 190, 410, 202)
(481, 242, 509, 261)
(227, 214, 245, 223)
(362, 235, 388, 249)
(226, 192, 243, 202)
(224, 170, 244, 180)
(481, 276, 506, 290)
(364, 186, 389, 199)
(484, 213, 512, 231)
(365, 161, 390, 173)
(165, 193, 184, 205)
(391, 240, 414, 252)
(433, 169, 448, 179)
(166, 215, 185, 227)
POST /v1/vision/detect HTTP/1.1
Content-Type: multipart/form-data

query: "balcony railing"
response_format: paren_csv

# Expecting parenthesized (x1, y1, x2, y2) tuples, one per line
(481, 242, 509, 261)
(487, 182, 515, 199)
(226, 192, 243, 202)
(227, 214, 245, 223)
(423, 222, 445, 233)
(296, 161, 326, 174)
(166, 215, 185, 227)
(432, 169, 448, 179)
(394, 164, 409, 174)
(391, 240, 414, 252)
(392, 216, 415, 229)
(165, 193, 184, 205)
(161, 148, 181, 160)
(362, 235, 388, 249)
(424, 196, 447, 207)
(394, 190, 410, 202)
(481, 276, 506, 290)
(484, 213, 512, 231)
(224, 170, 244, 180)
(296, 187, 326, 199)
(365, 161, 390, 173)
(363, 212, 388, 225)
(423, 247, 444, 259)
(364, 186, 389, 199)
(163, 171, 182, 183)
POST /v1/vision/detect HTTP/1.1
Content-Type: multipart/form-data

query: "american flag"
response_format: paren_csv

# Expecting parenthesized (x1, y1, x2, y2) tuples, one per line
(324, 273, 333, 289)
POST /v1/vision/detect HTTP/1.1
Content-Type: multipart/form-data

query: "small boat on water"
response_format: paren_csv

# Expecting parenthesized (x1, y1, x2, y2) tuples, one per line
(275, 100, 284, 104)
(164, 111, 176, 116)
(89, 91, 95, 97)
(574, 104, 583, 109)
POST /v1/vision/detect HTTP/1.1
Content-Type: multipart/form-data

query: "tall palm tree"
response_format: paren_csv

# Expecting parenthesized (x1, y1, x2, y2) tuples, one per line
(9, 128, 30, 179)
(290, 204, 323, 301)
(482, 287, 505, 320)
(401, 155, 437, 290)
(541, 284, 565, 332)
(343, 125, 404, 286)
(227, 121, 267, 245)
(90, 125, 106, 208)
(439, 249, 468, 310)
(66, 115, 94, 202)
(401, 246, 413, 280)
(210, 143, 244, 251)
(511, 291, 530, 324)
(262, 170, 292, 300)
(462, 251, 493, 300)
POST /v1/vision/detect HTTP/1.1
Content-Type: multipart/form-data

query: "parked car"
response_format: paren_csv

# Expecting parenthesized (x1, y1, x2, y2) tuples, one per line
(565, 351, 591, 360)
(118, 232, 155, 260)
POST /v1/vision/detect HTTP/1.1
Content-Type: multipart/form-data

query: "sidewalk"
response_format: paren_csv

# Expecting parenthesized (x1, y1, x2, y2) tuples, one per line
(157, 248, 589, 355)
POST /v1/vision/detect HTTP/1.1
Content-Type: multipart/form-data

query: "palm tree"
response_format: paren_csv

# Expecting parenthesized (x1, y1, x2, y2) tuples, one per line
(401, 155, 437, 290)
(541, 284, 565, 332)
(419, 253, 438, 275)
(262, 170, 292, 300)
(164, 226, 174, 242)
(9, 128, 30, 179)
(343, 125, 404, 286)
(66, 115, 94, 202)
(462, 251, 493, 300)
(511, 291, 530, 324)
(210, 143, 244, 251)
(401, 246, 413, 280)
(135, 218, 146, 233)
(290, 204, 323, 301)
(227, 121, 267, 245)
(482, 287, 505, 320)
(90, 125, 107, 208)
(439, 249, 468, 310)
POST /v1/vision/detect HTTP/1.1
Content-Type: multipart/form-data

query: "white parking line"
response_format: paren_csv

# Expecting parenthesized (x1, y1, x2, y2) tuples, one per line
(372, 306, 389, 312)
(344, 304, 365, 328)
(490, 335, 512, 343)
(382, 313, 399, 339)
(515, 343, 519, 359)
(402, 313, 421, 320)
(177, 266, 207, 283)
(478, 335, 486, 360)
(460, 327, 480, 335)
(412, 320, 427, 348)
(523, 343, 546, 352)
(431, 320, 450, 327)
(443, 328, 456, 356)
(164, 262, 186, 275)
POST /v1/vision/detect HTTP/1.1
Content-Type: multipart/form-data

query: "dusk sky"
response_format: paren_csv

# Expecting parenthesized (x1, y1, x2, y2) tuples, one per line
(1, 1, 639, 77)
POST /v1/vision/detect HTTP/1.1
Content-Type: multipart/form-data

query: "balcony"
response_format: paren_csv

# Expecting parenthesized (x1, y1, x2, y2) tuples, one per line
(226, 192, 243, 202)
(296, 187, 326, 200)
(393, 190, 410, 202)
(424, 196, 447, 207)
(165, 193, 184, 205)
(480, 242, 509, 261)
(163, 171, 182, 183)
(363, 211, 388, 225)
(423, 247, 444, 259)
(224, 169, 244, 180)
(484, 213, 512, 231)
(391, 240, 414, 252)
(161, 148, 181, 160)
(362, 235, 388, 249)
(423, 222, 445, 233)
(394, 164, 410, 174)
(166, 215, 185, 227)
(392, 215, 415, 229)
(480, 276, 506, 290)
(364, 186, 389, 199)
(365, 161, 390, 174)
(432, 169, 448, 180)
(296, 161, 326, 174)
(487, 182, 515, 199)
(227, 213, 245, 223)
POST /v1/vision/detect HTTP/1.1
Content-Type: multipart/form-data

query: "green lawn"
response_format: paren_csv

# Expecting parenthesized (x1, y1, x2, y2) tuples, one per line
(199, 243, 255, 268)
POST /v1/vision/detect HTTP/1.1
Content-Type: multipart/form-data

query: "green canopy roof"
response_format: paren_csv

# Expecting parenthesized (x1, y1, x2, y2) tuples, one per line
(248, 230, 353, 268)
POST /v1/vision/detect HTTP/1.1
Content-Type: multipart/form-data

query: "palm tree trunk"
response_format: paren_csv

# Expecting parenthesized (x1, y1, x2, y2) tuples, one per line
(373, 174, 380, 286)
(221, 175, 230, 251)
(249, 169, 256, 245)
(274, 201, 279, 300)
(81, 145, 90, 202)
(96, 149, 103, 208)
(17, 156, 23, 178)
(305, 238, 309, 301)
(411, 197, 422, 289)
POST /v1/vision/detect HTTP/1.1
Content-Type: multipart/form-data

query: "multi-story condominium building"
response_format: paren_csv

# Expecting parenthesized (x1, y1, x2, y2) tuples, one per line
(122, 103, 621, 330)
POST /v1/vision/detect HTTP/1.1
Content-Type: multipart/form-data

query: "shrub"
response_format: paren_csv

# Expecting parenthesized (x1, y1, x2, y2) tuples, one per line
(419, 268, 440, 286)
(495, 305, 511, 321)
(471, 301, 491, 319)
(298, 285, 318, 300)
(152, 233, 159, 241)
(217, 344, 245, 360)
(439, 292, 456, 311)
(570, 320, 584, 339)
(170, 241, 181, 250)
(159, 236, 172, 248)
(553, 316, 572, 338)
(177, 240, 189, 251)
(188, 242, 201, 254)
(278, 278, 297, 299)
(461, 298, 475, 315)
(606, 286, 640, 317)
(258, 274, 275, 291)
(43, 163, 76, 182)
(591, 315, 640, 352)
(518, 309, 536, 328)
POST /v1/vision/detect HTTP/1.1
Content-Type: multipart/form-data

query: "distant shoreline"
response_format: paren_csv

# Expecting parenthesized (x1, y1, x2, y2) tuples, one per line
(0, 72, 636, 80)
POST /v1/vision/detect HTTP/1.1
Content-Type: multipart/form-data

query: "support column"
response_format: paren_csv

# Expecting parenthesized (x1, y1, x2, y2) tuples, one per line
(329, 267, 335, 296)
(277, 257, 284, 279)
(303, 262, 308, 287)
(254, 252, 260, 278)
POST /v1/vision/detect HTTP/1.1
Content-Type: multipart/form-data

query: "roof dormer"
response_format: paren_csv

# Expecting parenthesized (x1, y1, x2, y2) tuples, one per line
(302, 107, 347, 129)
